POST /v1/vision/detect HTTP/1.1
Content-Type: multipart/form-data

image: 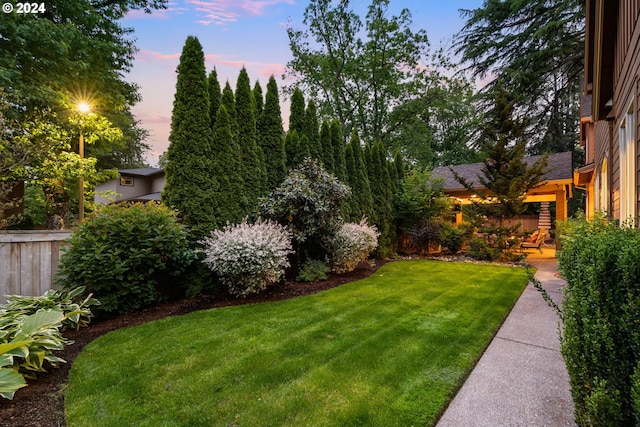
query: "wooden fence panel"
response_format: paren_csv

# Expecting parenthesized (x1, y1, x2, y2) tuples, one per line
(0, 231, 72, 304)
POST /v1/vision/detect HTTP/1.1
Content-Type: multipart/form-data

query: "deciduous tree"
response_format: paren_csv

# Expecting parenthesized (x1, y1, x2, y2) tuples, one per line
(286, 0, 431, 144)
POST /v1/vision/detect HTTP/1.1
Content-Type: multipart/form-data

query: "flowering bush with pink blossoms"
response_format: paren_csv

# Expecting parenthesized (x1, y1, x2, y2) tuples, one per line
(200, 219, 293, 297)
(331, 218, 379, 273)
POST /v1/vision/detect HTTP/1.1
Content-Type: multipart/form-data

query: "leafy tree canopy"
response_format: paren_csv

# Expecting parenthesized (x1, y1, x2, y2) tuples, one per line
(1, 0, 165, 227)
(286, 0, 431, 145)
(455, 0, 584, 154)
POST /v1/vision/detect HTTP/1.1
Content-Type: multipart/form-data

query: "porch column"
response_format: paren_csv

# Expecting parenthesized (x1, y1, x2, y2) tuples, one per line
(555, 188, 568, 222)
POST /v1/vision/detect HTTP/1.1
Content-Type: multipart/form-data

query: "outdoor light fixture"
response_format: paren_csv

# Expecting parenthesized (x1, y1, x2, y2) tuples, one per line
(77, 102, 91, 220)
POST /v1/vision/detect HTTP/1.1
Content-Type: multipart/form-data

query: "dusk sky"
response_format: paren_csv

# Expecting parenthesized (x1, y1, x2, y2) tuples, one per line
(122, 1, 484, 166)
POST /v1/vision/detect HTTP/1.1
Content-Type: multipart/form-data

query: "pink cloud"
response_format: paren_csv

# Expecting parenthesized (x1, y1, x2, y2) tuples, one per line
(133, 112, 172, 124)
(187, 0, 294, 25)
(124, 2, 188, 20)
(137, 49, 182, 63)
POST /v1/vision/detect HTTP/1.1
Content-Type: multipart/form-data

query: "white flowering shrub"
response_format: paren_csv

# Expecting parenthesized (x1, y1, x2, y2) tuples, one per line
(331, 218, 379, 273)
(200, 219, 293, 297)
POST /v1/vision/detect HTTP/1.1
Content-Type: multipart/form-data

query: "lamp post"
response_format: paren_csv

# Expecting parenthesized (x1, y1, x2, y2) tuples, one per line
(77, 102, 90, 220)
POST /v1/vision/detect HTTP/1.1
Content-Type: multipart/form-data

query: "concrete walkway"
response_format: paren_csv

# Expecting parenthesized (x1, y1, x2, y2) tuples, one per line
(436, 247, 576, 426)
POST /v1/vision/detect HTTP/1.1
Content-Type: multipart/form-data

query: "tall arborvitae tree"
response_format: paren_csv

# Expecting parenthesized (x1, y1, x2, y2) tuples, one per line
(236, 67, 267, 207)
(221, 81, 238, 140)
(330, 119, 347, 181)
(342, 141, 355, 220)
(289, 88, 306, 136)
(319, 119, 335, 173)
(208, 68, 221, 131)
(298, 134, 312, 164)
(253, 81, 264, 124)
(211, 104, 245, 226)
(163, 36, 219, 238)
(258, 76, 287, 190)
(366, 141, 395, 253)
(304, 100, 321, 160)
(393, 150, 404, 182)
(347, 130, 374, 221)
(285, 129, 310, 169)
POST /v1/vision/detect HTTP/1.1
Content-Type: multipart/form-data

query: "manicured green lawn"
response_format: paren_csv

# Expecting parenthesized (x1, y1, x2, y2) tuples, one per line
(65, 260, 528, 426)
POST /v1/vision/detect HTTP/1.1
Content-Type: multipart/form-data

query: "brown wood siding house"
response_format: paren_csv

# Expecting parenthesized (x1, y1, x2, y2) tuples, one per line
(579, 0, 640, 222)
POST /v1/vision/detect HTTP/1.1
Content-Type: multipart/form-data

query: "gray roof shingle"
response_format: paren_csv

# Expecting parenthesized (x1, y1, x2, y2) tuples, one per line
(432, 151, 573, 191)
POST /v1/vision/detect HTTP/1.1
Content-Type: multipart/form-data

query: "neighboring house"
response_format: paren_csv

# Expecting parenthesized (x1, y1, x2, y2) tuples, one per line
(94, 168, 165, 204)
(577, 0, 639, 222)
(432, 151, 574, 228)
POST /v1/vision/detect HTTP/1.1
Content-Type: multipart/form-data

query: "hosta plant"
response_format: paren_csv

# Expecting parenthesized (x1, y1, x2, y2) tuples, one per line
(200, 218, 293, 297)
(331, 218, 379, 273)
(0, 309, 66, 399)
(2, 286, 99, 330)
(0, 288, 99, 399)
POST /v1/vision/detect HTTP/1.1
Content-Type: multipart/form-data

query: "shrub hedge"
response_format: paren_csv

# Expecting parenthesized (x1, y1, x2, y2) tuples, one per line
(57, 202, 196, 317)
(557, 213, 640, 425)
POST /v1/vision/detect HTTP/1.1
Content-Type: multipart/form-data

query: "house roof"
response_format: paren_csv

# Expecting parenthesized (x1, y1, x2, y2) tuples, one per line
(119, 192, 163, 203)
(432, 151, 574, 192)
(119, 168, 164, 177)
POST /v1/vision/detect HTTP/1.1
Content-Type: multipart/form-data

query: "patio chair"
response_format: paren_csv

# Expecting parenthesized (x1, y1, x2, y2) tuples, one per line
(519, 231, 546, 253)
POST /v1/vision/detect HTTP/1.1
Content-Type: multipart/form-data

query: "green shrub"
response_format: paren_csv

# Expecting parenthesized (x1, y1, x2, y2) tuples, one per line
(467, 237, 501, 261)
(632, 362, 640, 425)
(440, 222, 469, 254)
(557, 215, 640, 425)
(259, 158, 350, 270)
(296, 259, 331, 282)
(57, 202, 196, 317)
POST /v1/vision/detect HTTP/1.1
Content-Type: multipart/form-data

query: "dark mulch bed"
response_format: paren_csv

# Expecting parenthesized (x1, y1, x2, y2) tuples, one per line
(0, 260, 385, 427)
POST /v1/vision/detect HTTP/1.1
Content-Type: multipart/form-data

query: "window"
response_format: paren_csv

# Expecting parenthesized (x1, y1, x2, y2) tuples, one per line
(597, 158, 608, 214)
(120, 176, 134, 187)
(619, 100, 636, 221)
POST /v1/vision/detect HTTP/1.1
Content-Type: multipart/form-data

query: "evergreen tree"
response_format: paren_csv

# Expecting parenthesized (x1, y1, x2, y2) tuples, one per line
(453, 84, 548, 255)
(289, 88, 306, 135)
(236, 67, 267, 207)
(304, 100, 321, 160)
(285, 129, 301, 169)
(258, 76, 287, 190)
(319, 119, 335, 172)
(211, 104, 246, 226)
(221, 81, 238, 140)
(253, 81, 264, 124)
(393, 150, 405, 182)
(162, 36, 219, 239)
(456, 0, 583, 154)
(348, 130, 374, 221)
(343, 140, 357, 218)
(207, 68, 221, 131)
(387, 161, 398, 194)
(298, 134, 312, 164)
(366, 141, 395, 253)
(330, 119, 347, 181)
